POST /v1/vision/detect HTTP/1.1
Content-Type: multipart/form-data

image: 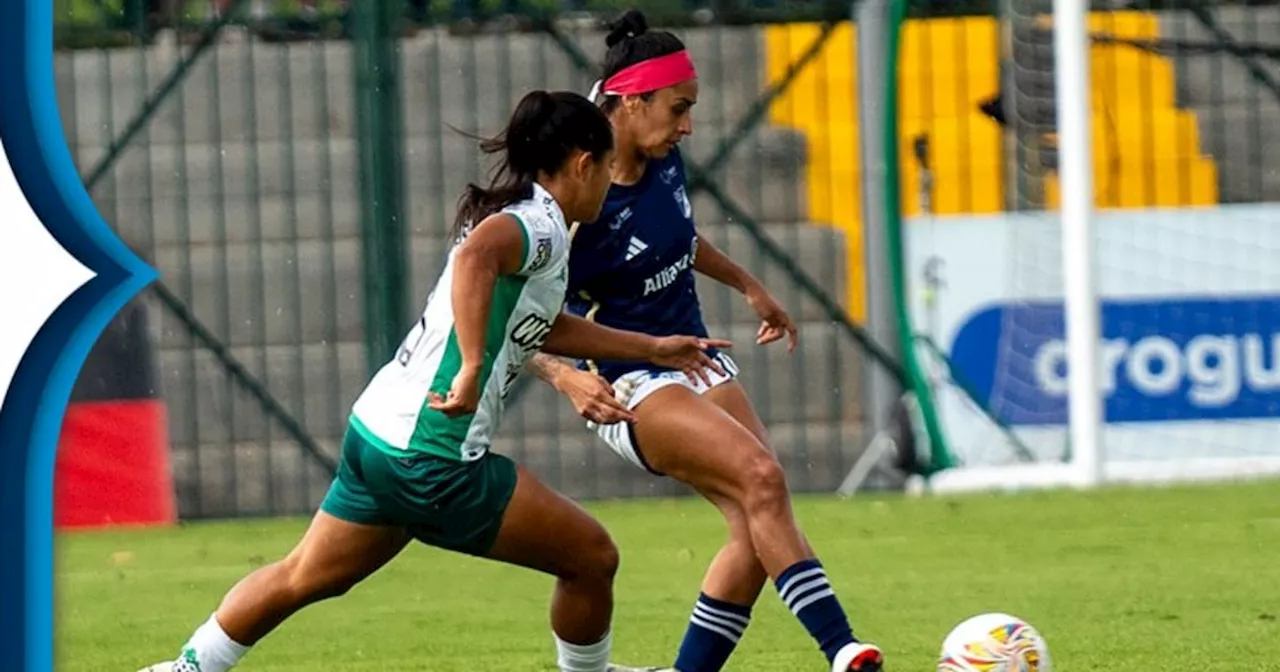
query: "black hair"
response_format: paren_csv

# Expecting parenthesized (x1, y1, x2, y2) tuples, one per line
(598, 10, 687, 113)
(453, 90, 613, 240)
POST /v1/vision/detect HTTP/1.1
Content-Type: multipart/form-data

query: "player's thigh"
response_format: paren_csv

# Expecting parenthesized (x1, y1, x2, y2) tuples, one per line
(702, 380, 814, 554)
(484, 465, 618, 579)
(284, 510, 411, 590)
(704, 380, 772, 452)
(631, 385, 775, 504)
(307, 429, 412, 585)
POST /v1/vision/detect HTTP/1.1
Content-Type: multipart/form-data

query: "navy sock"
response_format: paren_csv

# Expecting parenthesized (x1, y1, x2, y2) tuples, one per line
(774, 559, 857, 663)
(673, 593, 751, 672)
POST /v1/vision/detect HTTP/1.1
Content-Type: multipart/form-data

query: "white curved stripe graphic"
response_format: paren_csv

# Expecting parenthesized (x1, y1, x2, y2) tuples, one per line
(0, 139, 96, 409)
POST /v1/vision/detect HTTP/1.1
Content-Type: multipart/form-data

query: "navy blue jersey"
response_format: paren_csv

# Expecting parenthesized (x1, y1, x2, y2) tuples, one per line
(565, 149, 713, 381)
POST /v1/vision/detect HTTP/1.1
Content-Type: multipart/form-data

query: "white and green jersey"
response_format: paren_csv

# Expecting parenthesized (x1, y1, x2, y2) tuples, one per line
(350, 184, 570, 461)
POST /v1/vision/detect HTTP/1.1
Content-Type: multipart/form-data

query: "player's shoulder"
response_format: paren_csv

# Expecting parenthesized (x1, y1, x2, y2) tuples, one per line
(503, 192, 561, 237)
(494, 193, 568, 277)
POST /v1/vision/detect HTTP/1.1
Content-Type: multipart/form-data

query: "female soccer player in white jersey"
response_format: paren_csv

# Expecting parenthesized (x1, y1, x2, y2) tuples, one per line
(140, 90, 732, 672)
(527, 13, 884, 672)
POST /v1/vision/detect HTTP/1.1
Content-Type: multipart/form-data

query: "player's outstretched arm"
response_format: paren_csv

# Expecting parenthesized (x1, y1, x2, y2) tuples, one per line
(693, 233, 798, 351)
(428, 213, 525, 417)
(527, 353, 637, 425)
(527, 352, 577, 386)
(542, 313, 731, 385)
(693, 232, 759, 295)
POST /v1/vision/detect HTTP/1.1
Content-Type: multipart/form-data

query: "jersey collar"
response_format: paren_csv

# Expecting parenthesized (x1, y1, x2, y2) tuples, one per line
(532, 182, 569, 231)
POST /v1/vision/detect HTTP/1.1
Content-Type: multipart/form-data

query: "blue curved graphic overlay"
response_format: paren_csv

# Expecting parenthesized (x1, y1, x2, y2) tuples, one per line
(950, 296, 1280, 426)
(0, 1, 157, 669)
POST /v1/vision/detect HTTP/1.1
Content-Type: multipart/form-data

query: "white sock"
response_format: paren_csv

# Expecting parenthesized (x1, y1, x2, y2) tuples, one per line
(555, 629, 612, 672)
(175, 614, 250, 672)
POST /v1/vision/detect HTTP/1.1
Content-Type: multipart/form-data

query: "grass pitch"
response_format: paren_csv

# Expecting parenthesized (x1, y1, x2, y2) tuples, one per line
(57, 479, 1280, 671)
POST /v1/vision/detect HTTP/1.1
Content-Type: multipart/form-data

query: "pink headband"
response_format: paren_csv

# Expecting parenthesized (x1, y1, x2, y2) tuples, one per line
(600, 50, 697, 97)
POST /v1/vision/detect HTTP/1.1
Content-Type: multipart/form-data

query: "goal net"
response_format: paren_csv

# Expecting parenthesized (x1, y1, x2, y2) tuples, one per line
(896, 1, 1280, 493)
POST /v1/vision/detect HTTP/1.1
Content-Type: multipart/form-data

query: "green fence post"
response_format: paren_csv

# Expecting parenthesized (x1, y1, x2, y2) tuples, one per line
(353, 0, 410, 376)
(885, 0, 954, 474)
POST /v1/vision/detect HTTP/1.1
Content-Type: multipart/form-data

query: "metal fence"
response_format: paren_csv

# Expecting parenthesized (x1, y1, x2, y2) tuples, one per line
(59, 0, 1280, 518)
(59, 1, 891, 518)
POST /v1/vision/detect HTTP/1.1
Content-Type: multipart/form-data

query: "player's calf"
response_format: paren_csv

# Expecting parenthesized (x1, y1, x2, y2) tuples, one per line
(671, 592, 752, 672)
(723, 453, 883, 668)
(774, 559, 884, 670)
(550, 539, 618, 672)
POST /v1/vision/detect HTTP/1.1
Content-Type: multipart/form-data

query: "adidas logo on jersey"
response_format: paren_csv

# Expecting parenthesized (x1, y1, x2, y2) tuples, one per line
(625, 236, 649, 261)
(610, 207, 633, 231)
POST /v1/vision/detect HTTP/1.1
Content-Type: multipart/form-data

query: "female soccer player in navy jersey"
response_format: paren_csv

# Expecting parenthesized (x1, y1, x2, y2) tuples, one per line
(526, 11, 884, 672)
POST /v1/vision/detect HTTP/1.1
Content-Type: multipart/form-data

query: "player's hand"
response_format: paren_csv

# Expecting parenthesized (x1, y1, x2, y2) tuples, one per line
(745, 284, 798, 352)
(648, 335, 733, 386)
(428, 365, 482, 417)
(556, 369, 637, 425)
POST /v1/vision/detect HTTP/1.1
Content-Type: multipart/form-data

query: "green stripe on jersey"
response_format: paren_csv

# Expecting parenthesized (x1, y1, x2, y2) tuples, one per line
(408, 274, 529, 459)
(510, 212, 531, 271)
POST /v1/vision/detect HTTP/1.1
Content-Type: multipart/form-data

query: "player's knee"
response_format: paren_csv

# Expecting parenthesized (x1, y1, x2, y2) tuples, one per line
(739, 452, 789, 517)
(279, 555, 358, 603)
(567, 527, 620, 583)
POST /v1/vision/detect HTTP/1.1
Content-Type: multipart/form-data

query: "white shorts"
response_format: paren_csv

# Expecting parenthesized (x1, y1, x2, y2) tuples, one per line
(591, 351, 739, 474)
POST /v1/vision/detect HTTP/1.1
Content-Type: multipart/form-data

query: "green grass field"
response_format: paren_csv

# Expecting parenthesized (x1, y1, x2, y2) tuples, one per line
(57, 480, 1280, 671)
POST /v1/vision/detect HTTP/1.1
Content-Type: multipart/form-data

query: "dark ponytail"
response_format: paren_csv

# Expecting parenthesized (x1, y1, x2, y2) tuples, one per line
(598, 10, 686, 113)
(453, 90, 613, 240)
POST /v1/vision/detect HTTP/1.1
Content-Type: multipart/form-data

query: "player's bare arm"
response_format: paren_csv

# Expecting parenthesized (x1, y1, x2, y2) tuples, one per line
(528, 353, 636, 425)
(428, 213, 525, 417)
(450, 212, 526, 364)
(693, 233, 798, 351)
(542, 312, 731, 385)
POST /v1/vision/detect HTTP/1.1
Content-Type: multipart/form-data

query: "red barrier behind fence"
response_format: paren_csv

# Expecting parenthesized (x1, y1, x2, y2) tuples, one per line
(55, 299, 177, 530)
(55, 400, 176, 529)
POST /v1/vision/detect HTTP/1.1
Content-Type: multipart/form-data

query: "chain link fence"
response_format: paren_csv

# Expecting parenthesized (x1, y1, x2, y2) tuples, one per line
(60, 0, 889, 518)
(61, 0, 1279, 517)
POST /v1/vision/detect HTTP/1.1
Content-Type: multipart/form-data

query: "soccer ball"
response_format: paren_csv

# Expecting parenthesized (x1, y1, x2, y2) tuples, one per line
(937, 612, 1051, 672)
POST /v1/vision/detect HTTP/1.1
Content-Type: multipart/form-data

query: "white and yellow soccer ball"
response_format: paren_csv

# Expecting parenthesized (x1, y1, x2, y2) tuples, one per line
(937, 612, 1051, 672)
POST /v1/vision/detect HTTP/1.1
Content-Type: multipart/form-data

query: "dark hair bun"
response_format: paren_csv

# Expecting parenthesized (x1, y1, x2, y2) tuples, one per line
(605, 10, 649, 48)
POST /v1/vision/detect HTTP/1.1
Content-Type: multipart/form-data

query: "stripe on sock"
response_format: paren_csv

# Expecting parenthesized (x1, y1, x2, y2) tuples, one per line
(675, 594, 752, 672)
(693, 602, 751, 630)
(687, 593, 751, 644)
(778, 566, 826, 604)
(782, 575, 830, 606)
(773, 560, 857, 663)
(789, 587, 837, 615)
(688, 613, 743, 643)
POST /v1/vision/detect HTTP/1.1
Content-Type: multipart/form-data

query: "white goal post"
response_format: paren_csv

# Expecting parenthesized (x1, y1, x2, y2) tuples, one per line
(1054, 0, 1104, 490)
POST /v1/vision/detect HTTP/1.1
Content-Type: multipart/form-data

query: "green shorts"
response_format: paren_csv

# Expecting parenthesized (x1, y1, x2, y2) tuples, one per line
(320, 420, 519, 556)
